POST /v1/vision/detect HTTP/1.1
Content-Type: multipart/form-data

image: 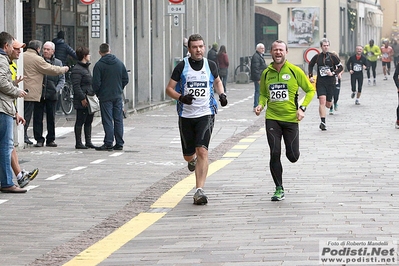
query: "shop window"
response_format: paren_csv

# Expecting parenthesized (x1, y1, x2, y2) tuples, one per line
(62, 0, 74, 12)
(36, 24, 51, 43)
(37, 0, 50, 9)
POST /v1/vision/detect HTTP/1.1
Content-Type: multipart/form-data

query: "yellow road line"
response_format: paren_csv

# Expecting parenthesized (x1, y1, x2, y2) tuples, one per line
(239, 138, 256, 143)
(63, 213, 166, 266)
(63, 159, 233, 266)
(63, 135, 262, 265)
(151, 159, 232, 209)
(223, 152, 242, 158)
(231, 144, 249, 149)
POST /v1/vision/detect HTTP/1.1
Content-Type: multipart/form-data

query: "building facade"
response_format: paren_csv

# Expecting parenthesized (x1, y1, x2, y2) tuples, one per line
(381, 0, 399, 41)
(1, 0, 255, 147)
(254, 0, 383, 67)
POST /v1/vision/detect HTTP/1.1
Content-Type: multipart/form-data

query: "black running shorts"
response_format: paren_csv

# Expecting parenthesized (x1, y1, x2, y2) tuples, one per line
(316, 81, 335, 102)
(178, 115, 215, 156)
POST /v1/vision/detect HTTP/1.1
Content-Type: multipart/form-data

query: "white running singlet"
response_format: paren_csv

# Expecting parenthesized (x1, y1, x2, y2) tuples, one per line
(178, 57, 217, 118)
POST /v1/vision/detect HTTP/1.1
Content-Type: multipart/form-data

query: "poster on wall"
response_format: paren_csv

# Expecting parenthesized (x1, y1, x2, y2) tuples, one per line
(287, 7, 319, 47)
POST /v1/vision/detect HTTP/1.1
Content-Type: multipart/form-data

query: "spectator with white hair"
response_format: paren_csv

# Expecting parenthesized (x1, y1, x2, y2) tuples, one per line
(33, 41, 65, 147)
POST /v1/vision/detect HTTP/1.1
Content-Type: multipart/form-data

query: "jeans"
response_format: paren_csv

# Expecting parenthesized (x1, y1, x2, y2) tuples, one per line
(0, 113, 15, 188)
(253, 81, 260, 108)
(100, 97, 124, 147)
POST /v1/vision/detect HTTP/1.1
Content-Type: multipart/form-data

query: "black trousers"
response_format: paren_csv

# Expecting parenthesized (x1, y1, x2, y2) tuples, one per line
(24, 101, 35, 141)
(351, 74, 364, 93)
(366, 60, 377, 79)
(33, 99, 57, 144)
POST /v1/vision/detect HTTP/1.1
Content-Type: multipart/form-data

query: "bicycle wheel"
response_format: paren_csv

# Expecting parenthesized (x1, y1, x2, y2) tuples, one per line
(234, 64, 250, 75)
(60, 83, 74, 115)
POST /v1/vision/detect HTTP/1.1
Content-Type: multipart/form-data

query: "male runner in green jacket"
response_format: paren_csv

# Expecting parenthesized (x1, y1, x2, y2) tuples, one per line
(255, 40, 315, 201)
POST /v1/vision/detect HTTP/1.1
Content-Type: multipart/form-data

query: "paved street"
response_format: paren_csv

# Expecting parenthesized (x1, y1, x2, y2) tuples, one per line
(1, 66, 399, 266)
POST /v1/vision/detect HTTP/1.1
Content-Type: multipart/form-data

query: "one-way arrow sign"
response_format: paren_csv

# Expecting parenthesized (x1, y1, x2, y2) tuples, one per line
(173, 15, 179, 26)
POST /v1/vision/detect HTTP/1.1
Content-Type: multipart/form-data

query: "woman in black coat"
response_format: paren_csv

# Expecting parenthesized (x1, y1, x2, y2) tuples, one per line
(71, 46, 95, 149)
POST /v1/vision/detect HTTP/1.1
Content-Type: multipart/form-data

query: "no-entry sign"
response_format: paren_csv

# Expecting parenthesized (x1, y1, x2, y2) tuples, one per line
(303, 47, 319, 63)
(169, 0, 184, 3)
(80, 0, 96, 5)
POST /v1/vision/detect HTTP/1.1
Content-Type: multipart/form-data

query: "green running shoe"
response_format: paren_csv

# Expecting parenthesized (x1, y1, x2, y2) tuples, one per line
(271, 186, 285, 201)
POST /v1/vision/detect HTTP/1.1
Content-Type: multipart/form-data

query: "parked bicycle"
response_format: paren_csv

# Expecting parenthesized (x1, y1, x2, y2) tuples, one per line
(234, 56, 251, 83)
(60, 68, 74, 115)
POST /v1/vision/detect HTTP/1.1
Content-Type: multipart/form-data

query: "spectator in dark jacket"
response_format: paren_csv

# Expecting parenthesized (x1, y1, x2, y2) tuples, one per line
(52, 31, 77, 66)
(207, 43, 218, 63)
(71, 46, 95, 149)
(250, 43, 267, 111)
(33, 41, 65, 147)
(93, 43, 129, 151)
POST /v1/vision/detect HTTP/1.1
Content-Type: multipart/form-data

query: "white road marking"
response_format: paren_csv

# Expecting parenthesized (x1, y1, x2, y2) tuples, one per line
(26, 185, 39, 191)
(91, 159, 106, 164)
(110, 152, 123, 157)
(71, 166, 87, 171)
(46, 174, 65, 181)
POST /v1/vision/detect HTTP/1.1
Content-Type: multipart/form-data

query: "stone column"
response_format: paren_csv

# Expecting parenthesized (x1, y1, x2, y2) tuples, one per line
(136, 0, 151, 106)
(151, 0, 168, 102)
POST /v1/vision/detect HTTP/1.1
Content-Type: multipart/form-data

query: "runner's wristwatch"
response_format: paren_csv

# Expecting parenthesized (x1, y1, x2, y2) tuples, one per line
(299, 106, 306, 112)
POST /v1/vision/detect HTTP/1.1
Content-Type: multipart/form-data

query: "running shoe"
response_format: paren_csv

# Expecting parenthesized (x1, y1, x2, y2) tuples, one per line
(188, 158, 197, 172)
(17, 168, 39, 188)
(355, 100, 360, 105)
(193, 188, 208, 205)
(395, 122, 399, 129)
(329, 108, 334, 115)
(373, 80, 376, 86)
(351, 92, 356, 99)
(319, 122, 327, 131)
(384, 77, 388, 80)
(271, 186, 285, 201)
(334, 103, 338, 111)
(368, 80, 371, 86)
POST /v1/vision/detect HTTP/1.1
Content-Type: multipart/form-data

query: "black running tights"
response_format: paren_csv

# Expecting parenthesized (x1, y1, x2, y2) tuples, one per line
(265, 119, 300, 188)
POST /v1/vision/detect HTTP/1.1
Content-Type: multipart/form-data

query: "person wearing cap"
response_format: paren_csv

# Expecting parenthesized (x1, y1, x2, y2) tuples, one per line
(52, 31, 78, 114)
(207, 42, 218, 63)
(9, 39, 24, 80)
(0, 31, 28, 193)
(8, 38, 39, 188)
(23, 40, 69, 146)
(52, 31, 77, 67)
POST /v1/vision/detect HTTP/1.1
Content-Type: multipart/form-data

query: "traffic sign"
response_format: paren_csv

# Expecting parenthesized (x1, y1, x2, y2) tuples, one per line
(303, 47, 319, 63)
(173, 15, 179, 27)
(169, 0, 184, 3)
(167, 5, 185, 14)
(80, 0, 96, 5)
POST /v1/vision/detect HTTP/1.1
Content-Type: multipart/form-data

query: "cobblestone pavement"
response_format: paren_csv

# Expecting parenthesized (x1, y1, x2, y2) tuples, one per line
(1, 65, 399, 265)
